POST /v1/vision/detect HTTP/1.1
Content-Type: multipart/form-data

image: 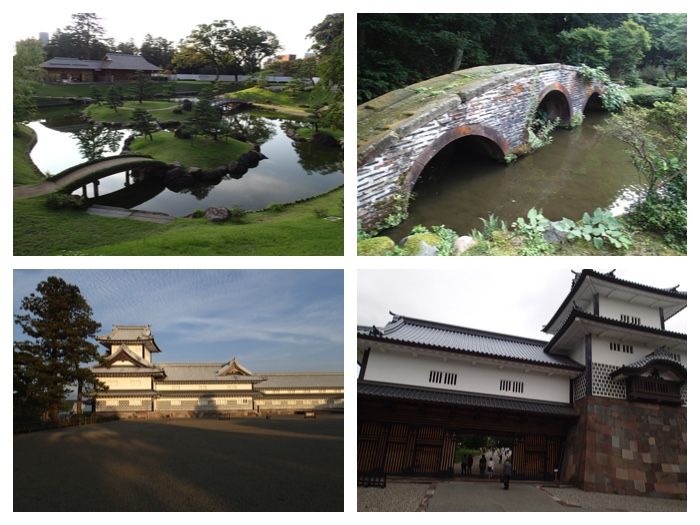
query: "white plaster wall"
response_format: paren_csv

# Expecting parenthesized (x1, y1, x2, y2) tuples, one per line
(156, 382, 252, 391)
(101, 377, 150, 390)
(592, 337, 651, 367)
(598, 297, 661, 328)
(591, 336, 686, 367)
(364, 350, 570, 403)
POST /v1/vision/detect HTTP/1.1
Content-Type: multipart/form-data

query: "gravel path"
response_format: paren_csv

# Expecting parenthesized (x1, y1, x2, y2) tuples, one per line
(358, 483, 431, 512)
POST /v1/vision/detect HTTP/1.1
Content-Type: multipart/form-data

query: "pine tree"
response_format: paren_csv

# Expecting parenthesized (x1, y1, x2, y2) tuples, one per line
(14, 276, 105, 423)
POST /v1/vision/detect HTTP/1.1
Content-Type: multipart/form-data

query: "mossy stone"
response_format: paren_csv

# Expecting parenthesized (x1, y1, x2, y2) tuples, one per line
(357, 236, 395, 256)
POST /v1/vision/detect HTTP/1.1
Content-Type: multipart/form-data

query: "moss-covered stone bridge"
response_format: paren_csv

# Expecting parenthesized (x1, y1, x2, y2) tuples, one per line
(357, 63, 604, 231)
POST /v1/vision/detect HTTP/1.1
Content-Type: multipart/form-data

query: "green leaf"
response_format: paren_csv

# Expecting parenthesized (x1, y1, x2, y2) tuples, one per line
(593, 237, 604, 249)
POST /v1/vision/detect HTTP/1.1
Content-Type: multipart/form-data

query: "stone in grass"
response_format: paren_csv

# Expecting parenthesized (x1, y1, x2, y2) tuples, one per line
(204, 207, 231, 222)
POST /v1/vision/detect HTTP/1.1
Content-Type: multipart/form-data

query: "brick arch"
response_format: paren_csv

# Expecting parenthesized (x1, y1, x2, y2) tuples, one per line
(581, 86, 605, 111)
(407, 124, 508, 189)
(537, 82, 573, 122)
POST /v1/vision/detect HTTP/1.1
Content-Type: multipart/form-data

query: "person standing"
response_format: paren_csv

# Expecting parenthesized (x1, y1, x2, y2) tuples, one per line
(467, 454, 473, 476)
(503, 457, 512, 490)
(488, 457, 494, 479)
(461, 454, 467, 476)
(479, 454, 487, 479)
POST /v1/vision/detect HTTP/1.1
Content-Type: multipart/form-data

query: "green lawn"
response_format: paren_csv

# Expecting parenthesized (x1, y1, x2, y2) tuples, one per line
(129, 132, 252, 166)
(13, 125, 45, 185)
(14, 189, 344, 256)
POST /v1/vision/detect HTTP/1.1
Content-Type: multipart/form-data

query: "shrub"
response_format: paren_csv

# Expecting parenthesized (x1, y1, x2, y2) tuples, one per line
(45, 193, 84, 210)
(266, 202, 285, 212)
(229, 205, 247, 223)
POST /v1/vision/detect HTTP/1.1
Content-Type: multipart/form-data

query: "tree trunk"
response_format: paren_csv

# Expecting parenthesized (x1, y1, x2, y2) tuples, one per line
(50, 402, 59, 424)
(76, 381, 83, 415)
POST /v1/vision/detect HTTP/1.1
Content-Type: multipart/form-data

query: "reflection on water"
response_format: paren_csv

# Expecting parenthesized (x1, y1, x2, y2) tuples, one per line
(28, 108, 343, 216)
(383, 111, 642, 240)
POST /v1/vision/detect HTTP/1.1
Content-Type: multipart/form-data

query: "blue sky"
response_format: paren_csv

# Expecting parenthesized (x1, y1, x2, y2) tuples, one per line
(13, 269, 343, 372)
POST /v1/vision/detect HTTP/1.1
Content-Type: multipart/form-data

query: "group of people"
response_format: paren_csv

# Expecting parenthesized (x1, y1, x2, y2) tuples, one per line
(460, 452, 512, 490)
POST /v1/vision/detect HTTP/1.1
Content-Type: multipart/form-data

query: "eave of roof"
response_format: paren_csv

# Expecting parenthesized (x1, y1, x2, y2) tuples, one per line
(544, 309, 687, 354)
(358, 380, 579, 418)
(358, 313, 583, 372)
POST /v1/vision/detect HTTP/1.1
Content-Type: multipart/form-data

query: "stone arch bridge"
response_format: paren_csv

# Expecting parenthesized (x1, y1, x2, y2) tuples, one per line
(357, 64, 604, 231)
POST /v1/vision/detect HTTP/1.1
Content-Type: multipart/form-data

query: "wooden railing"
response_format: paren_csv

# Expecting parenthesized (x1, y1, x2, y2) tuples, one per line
(627, 377, 682, 404)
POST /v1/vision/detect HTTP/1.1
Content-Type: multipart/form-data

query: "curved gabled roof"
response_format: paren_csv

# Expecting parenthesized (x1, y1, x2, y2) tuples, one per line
(543, 269, 687, 334)
(96, 325, 162, 353)
(359, 313, 583, 371)
(610, 346, 687, 380)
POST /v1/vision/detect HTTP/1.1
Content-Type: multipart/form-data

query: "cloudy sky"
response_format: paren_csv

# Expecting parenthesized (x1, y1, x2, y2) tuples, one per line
(11, 7, 330, 56)
(357, 266, 688, 343)
(13, 269, 343, 372)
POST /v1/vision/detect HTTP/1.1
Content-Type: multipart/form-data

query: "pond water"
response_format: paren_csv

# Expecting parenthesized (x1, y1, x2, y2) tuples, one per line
(28, 108, 343, 217)
(382, 110, 642, 241)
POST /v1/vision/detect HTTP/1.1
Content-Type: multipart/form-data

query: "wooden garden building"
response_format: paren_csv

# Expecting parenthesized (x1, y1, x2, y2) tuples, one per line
(40, 53, 161, 83)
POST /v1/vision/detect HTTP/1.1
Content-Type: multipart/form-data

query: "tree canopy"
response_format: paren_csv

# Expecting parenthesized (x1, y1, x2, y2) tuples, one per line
(358, 13, 686, 103)
(14, 276, 105, 423)
(308, 13, 344, 129)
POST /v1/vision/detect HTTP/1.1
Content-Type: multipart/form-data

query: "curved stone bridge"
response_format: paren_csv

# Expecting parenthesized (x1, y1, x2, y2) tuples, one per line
(357, 63, 604, 231)
(13, 155, 168, 199)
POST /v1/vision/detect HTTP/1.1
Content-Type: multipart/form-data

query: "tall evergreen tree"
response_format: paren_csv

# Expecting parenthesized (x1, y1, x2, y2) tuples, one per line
(14, 276, 105, 423)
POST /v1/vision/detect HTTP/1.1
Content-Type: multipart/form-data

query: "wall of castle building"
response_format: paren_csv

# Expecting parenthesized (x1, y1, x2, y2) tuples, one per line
(560, 396, 686, 499)
(256, 397, 342, 411)
(100, 376, 152, 390)
(97, 397, 152, 412)
(156, 382, 253, 392)
(155, 396, 253, 412)
(110, 343, 145, 356)
(364, 350, 570, 404)
(597, 297, 663, 329)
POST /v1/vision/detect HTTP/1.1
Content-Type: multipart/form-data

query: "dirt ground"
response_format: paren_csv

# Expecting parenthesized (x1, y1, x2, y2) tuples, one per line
(14, 415, 344, 512)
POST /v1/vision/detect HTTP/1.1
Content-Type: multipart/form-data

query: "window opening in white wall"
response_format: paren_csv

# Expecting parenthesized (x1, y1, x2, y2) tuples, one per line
(429, 370, 457, 385)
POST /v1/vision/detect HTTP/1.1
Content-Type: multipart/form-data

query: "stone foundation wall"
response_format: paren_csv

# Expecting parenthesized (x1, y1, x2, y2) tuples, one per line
(560, 396, 686, 499)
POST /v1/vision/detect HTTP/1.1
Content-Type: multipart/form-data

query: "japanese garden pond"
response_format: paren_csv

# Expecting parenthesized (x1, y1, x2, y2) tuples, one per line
(380, 110, 643, 241)
(27, 107, 343, 217)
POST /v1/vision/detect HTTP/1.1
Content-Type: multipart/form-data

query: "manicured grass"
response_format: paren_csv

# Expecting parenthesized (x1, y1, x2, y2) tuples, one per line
(129, 132, 252, 167)
(13, 125, 46, 185)
(233, 86, 333, 109)
(13, 188, 344, 256)
(85, 101, 183, 125)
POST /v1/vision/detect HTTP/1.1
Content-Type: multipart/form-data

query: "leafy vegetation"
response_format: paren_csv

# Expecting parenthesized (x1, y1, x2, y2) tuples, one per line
(554, 208, 632, 249)
(358, 13, 686, 104)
